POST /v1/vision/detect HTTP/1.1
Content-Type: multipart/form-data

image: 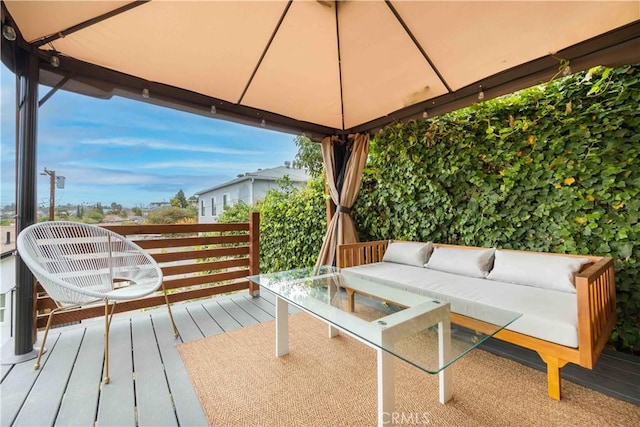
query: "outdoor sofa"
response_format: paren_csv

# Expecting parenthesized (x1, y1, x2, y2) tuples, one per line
(337, 240, 617, 400)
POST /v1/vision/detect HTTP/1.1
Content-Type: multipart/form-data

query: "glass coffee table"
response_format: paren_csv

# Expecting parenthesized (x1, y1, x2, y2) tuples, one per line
(248, 266, 520, 426)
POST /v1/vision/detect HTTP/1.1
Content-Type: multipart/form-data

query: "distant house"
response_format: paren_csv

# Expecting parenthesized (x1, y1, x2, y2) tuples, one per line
(195, 164, 309, 223)
(149, 201, 171, 210)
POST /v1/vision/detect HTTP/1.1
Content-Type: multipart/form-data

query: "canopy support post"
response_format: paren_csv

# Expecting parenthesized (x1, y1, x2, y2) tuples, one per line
(14, 52, 39, 356)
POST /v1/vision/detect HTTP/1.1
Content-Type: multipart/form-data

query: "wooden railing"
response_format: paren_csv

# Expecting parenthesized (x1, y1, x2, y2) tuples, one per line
(34, 212, 260, 328)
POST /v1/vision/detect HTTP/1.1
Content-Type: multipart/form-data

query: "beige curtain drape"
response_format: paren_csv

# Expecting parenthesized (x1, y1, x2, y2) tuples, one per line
(315, 133, 370, 268)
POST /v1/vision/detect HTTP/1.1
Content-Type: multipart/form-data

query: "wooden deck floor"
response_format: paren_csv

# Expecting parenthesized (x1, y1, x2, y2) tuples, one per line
(1, 291, 297, 427)
(1, 291, 638, 426)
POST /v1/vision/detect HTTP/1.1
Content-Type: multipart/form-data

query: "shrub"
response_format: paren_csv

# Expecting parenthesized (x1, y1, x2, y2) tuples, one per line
(259, 177, 327, 272)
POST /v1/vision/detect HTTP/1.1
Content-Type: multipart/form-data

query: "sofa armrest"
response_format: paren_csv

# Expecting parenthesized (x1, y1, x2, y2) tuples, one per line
(575, 256, 616, 368)
(337, 240, 389, 269)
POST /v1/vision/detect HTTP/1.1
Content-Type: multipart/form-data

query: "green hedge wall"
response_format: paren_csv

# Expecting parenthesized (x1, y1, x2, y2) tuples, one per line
(353, 65, 640, 353)
(217, 178, 327, 273)
(258, 177, 327, 273)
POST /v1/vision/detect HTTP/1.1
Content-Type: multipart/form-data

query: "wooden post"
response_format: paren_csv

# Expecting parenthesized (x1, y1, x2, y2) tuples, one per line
(48, 169, 55, 221)
(248, 211, 260, 297)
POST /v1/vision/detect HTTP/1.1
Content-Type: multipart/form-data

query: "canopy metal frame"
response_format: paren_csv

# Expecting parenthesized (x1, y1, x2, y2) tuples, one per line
(3, 2, 638, 140)
(1, 1, 639, 357)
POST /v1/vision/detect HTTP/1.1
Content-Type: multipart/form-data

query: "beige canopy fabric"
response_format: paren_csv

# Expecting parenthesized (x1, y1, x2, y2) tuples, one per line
(316, 133, 370, 268)
(2, 1, 639, 139)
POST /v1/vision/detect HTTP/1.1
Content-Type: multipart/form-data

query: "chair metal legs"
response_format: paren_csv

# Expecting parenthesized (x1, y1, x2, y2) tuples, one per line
(35, 299, 118, 385)
(34, 306, 63, 370)
(103, 300, 117, 384)
(34, 303, 84, 370)
(34, 292, 177, 382)
(161, 281, 180, 338)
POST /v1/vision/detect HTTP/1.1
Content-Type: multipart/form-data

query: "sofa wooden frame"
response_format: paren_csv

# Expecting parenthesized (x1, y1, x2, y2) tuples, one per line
(337, 240, 617, 400)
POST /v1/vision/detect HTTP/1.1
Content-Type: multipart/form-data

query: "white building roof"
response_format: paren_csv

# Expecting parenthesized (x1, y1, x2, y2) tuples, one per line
(195, 166, 309, 195)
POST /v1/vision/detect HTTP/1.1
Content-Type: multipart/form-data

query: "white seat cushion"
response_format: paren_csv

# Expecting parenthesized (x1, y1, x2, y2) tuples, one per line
(342, 262, 579, 348)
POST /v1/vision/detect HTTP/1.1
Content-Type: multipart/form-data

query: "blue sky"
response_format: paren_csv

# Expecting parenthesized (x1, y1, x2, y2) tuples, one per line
(0, 65, 299, 209)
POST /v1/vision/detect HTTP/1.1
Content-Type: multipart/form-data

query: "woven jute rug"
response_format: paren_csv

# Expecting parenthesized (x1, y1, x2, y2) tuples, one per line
(178, 313, 639, 426)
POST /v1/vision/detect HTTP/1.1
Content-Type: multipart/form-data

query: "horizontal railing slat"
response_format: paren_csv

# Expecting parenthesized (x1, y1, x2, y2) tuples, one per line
(151, 246, 249, 263)
(162, 258, 249, 277)
(163, 269, 250, 290)
(134, 234, 249, 249)
(103, 223, 249, 235)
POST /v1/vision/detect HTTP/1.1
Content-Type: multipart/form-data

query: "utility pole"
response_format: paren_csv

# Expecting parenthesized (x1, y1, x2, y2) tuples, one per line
(41, 167, 65, 221)
(41, 168, 55, 220)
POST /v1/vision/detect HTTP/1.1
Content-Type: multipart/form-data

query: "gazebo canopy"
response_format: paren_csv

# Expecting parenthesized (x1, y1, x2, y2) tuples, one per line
(2, 1, 639, 140)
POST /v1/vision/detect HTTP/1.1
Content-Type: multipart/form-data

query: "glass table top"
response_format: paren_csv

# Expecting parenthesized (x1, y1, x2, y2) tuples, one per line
(249, 266, 521, 374)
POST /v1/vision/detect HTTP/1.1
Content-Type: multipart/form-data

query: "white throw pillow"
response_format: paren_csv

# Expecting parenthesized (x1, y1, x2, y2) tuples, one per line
(382, 241, 433, 267)
(426, 246, 496, 278)
(487, 249, 591, 293)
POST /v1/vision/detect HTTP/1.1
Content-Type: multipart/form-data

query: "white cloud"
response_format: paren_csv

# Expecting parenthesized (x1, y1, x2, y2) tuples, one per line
(77, 137, 261, 155)
(138, 160, 266, 171)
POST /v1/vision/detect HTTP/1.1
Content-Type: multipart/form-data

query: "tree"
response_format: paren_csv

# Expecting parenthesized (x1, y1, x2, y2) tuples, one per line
(109, 202, 122, 213)
(76, 205, 84, 218)
(292, 135, 323, 178)
(95, 202, 104, 214)
(145, 206, 195, 224)
(171, 189, 188, 209)
(85, 208, 104, 224)
(131, 206, 143, 216)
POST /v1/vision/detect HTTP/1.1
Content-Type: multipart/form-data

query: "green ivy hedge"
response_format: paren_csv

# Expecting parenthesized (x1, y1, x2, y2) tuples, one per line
(218, 178, 327, 273)
(259, 177, 327, 272)
(354, 65, 639, 353)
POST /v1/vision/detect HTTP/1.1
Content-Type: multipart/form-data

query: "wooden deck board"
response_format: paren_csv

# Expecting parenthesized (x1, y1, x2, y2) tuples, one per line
(1, 364, 12, 382)
(564, 356, 640, 405)
(53, 325, 104, 426)
(171, 306, 204, 344)
(153, 313, 209, 427)
(0, 333, 60, 427)
(201, 300, 243, 332)
(586, 352, 640, 380)
(231, 295, 274, 322)
(216, 298, 259, 327)
(185, 304, 224, 337)
(239, 293, 278, 314)
(259, 289, 302, 314)
(96, 319, 137, 427)
(131, 315, 178, 426)
(13, 329, 84, 427)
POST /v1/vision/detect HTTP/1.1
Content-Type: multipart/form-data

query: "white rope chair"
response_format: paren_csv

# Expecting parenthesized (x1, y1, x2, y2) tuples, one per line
(17, 221, 179, 383)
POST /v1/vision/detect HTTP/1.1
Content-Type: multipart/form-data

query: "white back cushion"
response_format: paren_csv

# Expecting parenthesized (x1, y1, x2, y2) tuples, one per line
(382, 241, 433, 267)
(426, 246, 495, 278)
(487, 250, 591, 293)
